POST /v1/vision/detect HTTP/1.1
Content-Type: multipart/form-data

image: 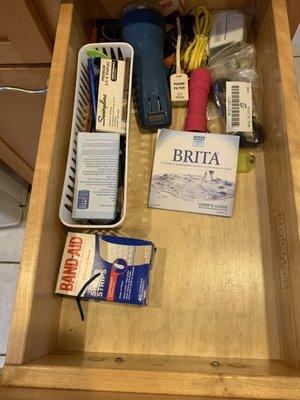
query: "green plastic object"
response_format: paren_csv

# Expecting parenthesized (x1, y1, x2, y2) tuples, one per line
(237, 150, 255, 173)
(86, 49, 110, 59)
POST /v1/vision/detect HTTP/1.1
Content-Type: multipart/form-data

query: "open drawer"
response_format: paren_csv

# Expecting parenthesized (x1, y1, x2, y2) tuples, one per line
(2, 0, 300, 399)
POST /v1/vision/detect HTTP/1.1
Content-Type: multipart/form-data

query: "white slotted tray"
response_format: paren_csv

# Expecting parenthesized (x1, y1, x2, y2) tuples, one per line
(59, 42, 134, 229)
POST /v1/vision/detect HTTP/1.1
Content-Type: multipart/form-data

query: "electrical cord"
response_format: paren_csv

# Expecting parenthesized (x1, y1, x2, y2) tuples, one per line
(182, 5, 212, 72)
(176, 16, 182, 74)
(76, 272, 101, 321)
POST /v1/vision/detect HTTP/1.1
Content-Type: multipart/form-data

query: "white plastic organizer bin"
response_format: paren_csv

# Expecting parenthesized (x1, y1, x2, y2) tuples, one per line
(59, 42, 134, 229)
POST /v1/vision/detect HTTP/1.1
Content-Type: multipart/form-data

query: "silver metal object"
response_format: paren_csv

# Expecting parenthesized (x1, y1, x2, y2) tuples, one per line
(210, 361, 221, 367)
(0, 86, 47, 94)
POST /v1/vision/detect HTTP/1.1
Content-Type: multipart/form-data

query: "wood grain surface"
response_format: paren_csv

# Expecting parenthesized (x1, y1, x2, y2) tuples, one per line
(0, 138, 33, 183)
(5, 3, 86, 365)
(286, 0, 300, 37)
(83, 0, 253, 19)
(58, 109, 280, 359)
(3, 0, 300, 398)
(0, 379, 254, 400)
(0, 0, 52, 63)
(255, 0, 300, 369)
(3, 354, 300, 399)
(24, 351, 300, 376)
(32, 0, 61, 42)
(0, 67, 49, 173)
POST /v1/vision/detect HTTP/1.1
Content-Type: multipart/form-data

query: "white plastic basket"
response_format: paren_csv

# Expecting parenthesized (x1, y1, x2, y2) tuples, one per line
(59, 43, 134, 229)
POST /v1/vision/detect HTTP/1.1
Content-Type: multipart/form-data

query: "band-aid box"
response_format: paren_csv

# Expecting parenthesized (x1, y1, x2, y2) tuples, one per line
(55, 232, 155, 305)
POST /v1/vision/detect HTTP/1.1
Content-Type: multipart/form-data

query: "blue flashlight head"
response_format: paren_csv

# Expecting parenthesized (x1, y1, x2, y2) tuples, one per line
(121, 2, 171, 131)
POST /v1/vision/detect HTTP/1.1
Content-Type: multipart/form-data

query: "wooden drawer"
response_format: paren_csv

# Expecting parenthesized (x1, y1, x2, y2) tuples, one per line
(0, 67, 49, 183)
(1, 0, 300, 399)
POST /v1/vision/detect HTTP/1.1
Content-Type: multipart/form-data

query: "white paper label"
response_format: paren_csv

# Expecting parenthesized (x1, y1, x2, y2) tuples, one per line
(170, 73, 189, 102)
(226, 82, 253, 133)
(209, 12, 245, 50)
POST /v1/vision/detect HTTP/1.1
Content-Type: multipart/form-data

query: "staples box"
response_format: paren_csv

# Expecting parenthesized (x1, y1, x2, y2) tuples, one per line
(96, 59, 126, 134)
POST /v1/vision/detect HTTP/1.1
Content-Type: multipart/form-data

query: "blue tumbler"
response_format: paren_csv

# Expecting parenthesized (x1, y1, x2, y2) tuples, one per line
(121, 2, 171, 131)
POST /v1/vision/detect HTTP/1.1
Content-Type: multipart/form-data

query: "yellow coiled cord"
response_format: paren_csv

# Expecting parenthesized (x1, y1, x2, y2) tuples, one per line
(182, 6, 212, 72)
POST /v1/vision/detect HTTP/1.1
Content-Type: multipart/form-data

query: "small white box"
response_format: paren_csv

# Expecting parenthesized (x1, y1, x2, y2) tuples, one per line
(96, 59, 126, 134)
(170, 73, 189, 105)
(209, 11, 245, 55)
(72, 132, 120, 221)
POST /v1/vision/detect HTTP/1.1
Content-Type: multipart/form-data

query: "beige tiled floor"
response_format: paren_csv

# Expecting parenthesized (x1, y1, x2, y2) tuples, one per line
(293, 25, 300, 56)
(293, 25, 300, 95)
(0, 263, 19, 355)
(0, 186, 27, 365)
(0, 216, 26, 263)
(294, 56, 300, 95)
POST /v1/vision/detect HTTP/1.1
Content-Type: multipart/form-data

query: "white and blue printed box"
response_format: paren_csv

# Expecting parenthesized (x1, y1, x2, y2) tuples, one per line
(56, 232, 155, 306)
(149, 129, 240, 217)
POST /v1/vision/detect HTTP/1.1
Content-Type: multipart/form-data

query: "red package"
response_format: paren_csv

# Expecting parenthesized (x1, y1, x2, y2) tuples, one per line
(159, 0, 185, 16)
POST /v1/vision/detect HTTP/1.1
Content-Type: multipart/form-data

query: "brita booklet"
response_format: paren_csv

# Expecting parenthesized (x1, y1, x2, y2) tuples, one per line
(149, 129, 240, 217)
